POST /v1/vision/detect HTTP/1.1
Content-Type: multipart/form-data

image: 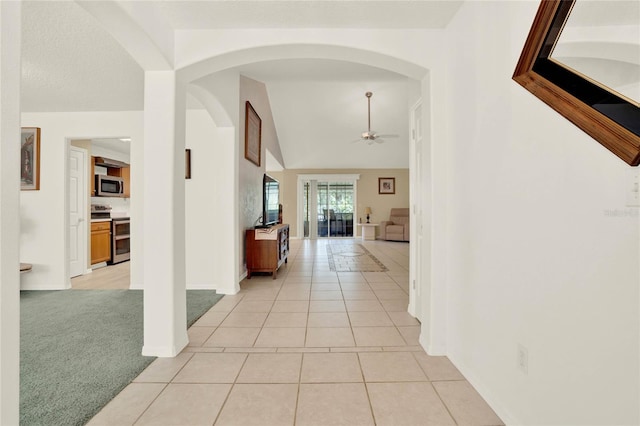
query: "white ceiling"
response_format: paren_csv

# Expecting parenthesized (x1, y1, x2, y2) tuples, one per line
(233, 61, 410, 169)
(21, 1, 144, 112)
(154, 1, 462, 29)
(19, 1, 461, 168)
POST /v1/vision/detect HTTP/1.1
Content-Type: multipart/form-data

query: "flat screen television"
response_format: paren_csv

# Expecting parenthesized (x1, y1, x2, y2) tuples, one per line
(261, 174, 280, 227)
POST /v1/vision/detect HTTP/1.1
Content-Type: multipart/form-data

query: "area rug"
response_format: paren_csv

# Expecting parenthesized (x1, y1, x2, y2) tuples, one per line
(327, 242, 388, 272)
(20, 289, 223, 426)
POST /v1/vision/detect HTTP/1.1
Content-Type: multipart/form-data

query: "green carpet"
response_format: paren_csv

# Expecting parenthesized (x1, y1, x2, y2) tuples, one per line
(20, 289, 223, 426)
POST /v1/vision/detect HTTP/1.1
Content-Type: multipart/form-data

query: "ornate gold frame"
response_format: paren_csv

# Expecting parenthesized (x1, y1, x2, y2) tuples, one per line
(513, 0, 639, 166)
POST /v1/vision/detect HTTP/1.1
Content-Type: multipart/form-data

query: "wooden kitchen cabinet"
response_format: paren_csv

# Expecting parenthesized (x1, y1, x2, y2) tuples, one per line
(91, 221, 111, 264)
(121, 166, 130, 198)
(245, 224, 289, 279)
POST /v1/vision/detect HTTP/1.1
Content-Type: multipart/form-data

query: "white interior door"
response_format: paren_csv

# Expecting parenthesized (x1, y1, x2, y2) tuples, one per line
(69, 146, 87, 278)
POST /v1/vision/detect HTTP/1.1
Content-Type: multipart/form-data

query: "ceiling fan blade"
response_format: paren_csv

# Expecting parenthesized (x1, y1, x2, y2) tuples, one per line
(375, 134, 399, 139)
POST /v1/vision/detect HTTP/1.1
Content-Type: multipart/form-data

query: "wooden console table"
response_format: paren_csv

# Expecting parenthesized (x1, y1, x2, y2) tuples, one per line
(246, 224, 289, 279)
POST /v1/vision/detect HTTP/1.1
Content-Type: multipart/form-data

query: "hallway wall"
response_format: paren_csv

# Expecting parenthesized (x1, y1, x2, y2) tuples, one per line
(443, 2, 639, 425)
(238, 76, 285, 278)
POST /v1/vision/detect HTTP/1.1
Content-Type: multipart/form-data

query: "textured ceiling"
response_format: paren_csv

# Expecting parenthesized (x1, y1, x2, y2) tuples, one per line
(19, 0, 444, 168)
(21, 1, 144, 112)
(20, 1, 438, 114)
(155, 1, 463, 29)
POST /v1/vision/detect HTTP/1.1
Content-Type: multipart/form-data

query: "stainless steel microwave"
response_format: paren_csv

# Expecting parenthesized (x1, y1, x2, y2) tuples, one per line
(95, 174, 124, 197)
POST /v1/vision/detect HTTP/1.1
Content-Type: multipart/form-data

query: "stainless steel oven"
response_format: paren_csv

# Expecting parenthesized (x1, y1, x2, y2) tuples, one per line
(111, 218, 130, 264)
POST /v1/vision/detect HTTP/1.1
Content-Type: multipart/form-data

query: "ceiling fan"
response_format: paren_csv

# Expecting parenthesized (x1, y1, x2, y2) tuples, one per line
(355, 91, 399, 145)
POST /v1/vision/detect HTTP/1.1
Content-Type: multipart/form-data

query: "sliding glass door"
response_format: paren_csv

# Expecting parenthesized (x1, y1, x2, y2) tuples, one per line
(317, 182, 354, 237)
(300, 176, 357, 239)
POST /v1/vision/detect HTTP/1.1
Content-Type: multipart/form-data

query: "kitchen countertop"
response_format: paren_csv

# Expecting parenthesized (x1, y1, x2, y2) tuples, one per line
(91, 218, 112, 223)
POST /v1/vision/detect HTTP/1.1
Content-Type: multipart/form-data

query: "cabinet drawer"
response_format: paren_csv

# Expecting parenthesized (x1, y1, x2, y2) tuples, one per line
(91, 222, 111, 232)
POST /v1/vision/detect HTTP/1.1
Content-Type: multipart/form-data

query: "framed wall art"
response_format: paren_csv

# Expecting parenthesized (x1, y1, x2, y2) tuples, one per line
(378, 177, 395, 194)
(244, 101, 262, 167)
(185, 149, 192, 179)
(21, 127, 41, 190)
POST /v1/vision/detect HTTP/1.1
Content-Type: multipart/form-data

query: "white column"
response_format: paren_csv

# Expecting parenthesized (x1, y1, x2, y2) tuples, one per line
(420, 68, 448, 356)
(0, 1, 21, 423)
(142, 71, 188, 357)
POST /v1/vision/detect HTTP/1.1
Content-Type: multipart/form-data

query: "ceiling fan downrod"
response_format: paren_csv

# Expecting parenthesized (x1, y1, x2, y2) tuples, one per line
(366, 91, 373, 135)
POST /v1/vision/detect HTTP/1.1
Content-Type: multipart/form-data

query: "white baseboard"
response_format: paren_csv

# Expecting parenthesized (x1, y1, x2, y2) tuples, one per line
(216, 285, 241, 295)
(447, 353, 520, 426)
(142, 337, 188, 358)
(20, 283, 70, 291)
(418, 330, 447, 356)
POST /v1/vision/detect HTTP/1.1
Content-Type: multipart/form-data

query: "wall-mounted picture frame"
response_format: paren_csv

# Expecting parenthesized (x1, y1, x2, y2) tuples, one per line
(378, 177, 395, 194)
(21, 127, 41, 190)
(244, 101, 262, 167)
(185, 149, 191, 179)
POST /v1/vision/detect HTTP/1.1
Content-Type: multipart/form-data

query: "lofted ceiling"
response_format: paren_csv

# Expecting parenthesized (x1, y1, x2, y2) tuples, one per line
(20, 1, 464, 168)
(233, 59, 411, 169)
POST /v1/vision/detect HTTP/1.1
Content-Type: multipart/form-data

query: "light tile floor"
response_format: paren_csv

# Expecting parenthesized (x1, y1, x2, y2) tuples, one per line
(89, 238, 503, 426)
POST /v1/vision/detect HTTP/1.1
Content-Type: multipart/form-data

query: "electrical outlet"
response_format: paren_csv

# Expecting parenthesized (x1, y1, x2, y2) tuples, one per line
(517, 344, 529, 375)
(627, 170, 640, 207)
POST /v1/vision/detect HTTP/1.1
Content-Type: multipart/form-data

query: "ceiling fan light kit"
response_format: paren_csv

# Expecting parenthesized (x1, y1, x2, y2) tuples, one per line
(356, 91, 399, 145)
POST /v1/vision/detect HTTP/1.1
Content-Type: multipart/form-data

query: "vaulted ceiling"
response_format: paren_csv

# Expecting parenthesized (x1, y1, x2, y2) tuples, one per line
(20, 1, 464, 169)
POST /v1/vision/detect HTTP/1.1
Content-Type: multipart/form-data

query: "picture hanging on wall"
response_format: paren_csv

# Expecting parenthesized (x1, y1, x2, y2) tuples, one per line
(21, 127, 41, 190)
(185, 149, 192, 179)
(244, 101, 262, 167)
(378, 177, 395, 194)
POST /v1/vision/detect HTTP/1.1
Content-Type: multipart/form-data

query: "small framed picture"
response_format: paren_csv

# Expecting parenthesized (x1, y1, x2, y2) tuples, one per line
(378, 177, 395, 194)
(21, 127, 41, 190)
(185, 149, 191, 179)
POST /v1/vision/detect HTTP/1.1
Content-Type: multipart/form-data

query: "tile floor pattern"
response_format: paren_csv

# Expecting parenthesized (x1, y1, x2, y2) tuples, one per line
(89, 239, 503, 426)
(326, 242, 388, 272)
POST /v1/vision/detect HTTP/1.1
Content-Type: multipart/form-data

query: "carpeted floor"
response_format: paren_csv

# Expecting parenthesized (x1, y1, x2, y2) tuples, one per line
(20, 289, 223, 426)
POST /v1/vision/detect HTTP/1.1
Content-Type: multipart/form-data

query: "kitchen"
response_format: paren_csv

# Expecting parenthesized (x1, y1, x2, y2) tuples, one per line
(80, 138, 131, 278)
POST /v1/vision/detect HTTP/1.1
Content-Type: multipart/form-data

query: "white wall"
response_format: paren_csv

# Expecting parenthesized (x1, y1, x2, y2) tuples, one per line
(442, 2, 639, 425)
(238, 75, 285, 277)
(19, 111, 143, 290)
(184, 109, 237, 291)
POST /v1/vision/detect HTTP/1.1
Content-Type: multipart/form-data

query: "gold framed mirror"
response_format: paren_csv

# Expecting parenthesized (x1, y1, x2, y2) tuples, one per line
(513, 0, 639, 166)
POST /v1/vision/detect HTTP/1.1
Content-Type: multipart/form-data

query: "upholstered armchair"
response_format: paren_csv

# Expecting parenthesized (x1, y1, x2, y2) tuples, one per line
(379, 208, 410, 241)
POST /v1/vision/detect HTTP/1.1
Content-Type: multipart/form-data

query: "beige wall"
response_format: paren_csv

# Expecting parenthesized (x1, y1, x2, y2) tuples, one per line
(275, 168, 409, 238)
